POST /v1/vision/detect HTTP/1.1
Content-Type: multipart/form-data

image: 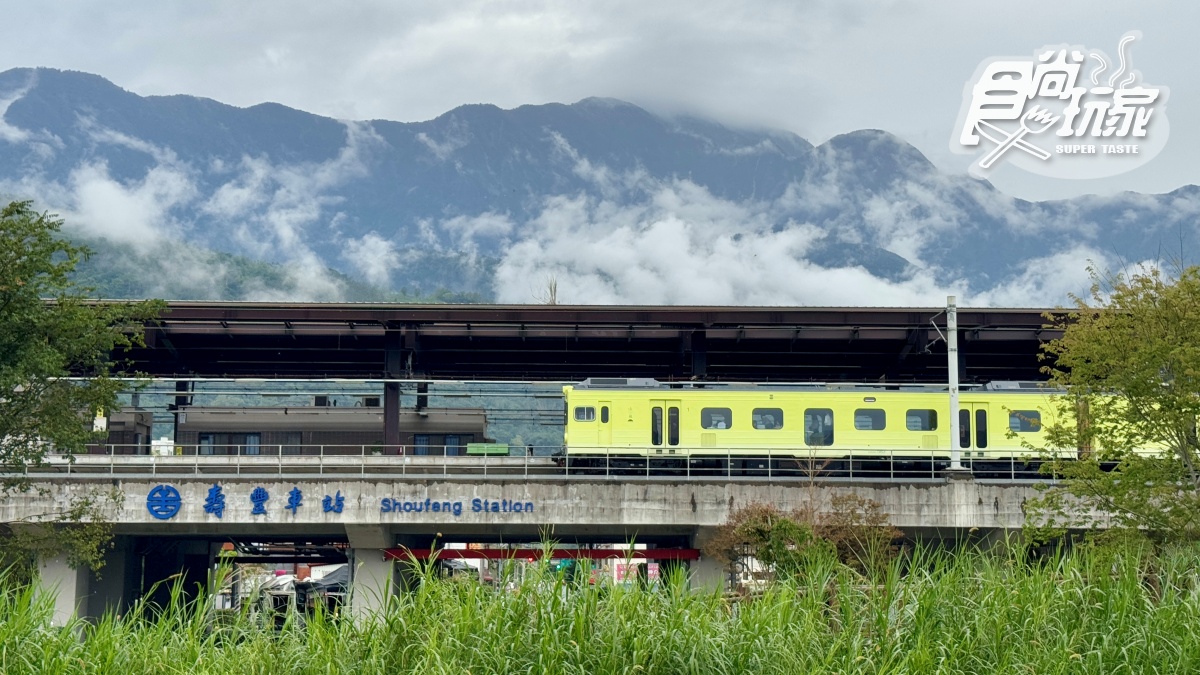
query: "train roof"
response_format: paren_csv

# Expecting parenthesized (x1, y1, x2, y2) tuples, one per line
(566, 374, 1056, 391)
(568, 378, 1062, 392)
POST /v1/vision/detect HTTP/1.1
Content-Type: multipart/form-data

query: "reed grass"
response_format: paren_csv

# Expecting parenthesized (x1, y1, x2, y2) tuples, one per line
(2, 544, 1199, 674)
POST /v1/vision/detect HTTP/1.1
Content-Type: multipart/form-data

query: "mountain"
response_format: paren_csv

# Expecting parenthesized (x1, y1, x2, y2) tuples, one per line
(68, 234, 485, 303)
(1, 67, 1197, 306)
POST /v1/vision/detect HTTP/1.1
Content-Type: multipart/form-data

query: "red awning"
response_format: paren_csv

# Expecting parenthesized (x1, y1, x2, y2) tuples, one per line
(384, 547, 699, 561)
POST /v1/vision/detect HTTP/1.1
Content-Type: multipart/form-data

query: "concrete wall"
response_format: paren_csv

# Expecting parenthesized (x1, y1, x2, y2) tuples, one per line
(1, 478, 1039, 534)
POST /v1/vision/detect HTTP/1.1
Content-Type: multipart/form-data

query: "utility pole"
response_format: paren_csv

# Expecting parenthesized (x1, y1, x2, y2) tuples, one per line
(947, 295, 964, 472)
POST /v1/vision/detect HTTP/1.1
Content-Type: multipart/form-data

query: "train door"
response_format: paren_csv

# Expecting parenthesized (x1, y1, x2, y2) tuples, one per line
(649, 399, 681, 454)
(958, 402, 990, 459)
(598, 401, 612, 447)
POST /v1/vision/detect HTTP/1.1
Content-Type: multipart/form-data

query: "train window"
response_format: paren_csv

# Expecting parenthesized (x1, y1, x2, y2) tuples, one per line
(804, 409, 834, 446)
(906, 409, 938, 431)
(854, 409, 886, 430)
(701, 408, 732, 429)
(652, 407, 663, 445)
(414, 434, 430, 456)
(1009, 410, 1042, 432)
(752, 408, 784, 429)
(243, 433, 261, 456)
(959, 410, 971, 448)
(601, 406, 609, 423)
(975, 410, 988, 449)
(574, 406, 597, 422)
(668, 407, 679, 445)
(445, 435, 461, 456)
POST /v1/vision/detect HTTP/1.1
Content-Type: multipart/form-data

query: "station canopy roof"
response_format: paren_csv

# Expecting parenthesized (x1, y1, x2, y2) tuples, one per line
(119, 302, 1061, 384)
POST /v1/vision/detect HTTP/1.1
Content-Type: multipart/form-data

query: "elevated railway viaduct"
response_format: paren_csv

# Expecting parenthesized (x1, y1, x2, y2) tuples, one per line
(21, 302, 1061, 622)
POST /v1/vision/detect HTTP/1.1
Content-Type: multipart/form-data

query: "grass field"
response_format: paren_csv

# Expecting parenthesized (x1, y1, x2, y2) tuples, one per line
(3, 545, 1199, 674)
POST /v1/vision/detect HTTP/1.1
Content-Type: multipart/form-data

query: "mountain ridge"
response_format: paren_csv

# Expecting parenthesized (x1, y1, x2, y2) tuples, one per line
(1, 67, 1197, 306)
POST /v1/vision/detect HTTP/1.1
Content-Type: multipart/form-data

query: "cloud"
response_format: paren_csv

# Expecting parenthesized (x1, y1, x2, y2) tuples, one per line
(546, 130, 651, 199)
(341, 232, 399, 286)
(492, 185, 1106, 307)
(439, 211, 515, 254)
(0, 124, 197, 254)
(1, 0, 1198, 203)
(77, 114, 182, 166)
(64, 160, 195, 252)
(4, 47, 1196, 306)
(95, 241, 232, 301)
(0, 72, 65, 159)
(490, 143, 1132, 307)
(493, 186, 958, 305)
(199, 120, 385, 296)
(967, 245, 1116, 307)
(0, 79, 34, 144)
(0, 116, 394, 301)
(415, 115, 470, 161)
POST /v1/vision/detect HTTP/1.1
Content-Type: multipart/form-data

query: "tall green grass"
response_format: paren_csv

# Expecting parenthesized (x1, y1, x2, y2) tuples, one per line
(3, 545, 1199, 674)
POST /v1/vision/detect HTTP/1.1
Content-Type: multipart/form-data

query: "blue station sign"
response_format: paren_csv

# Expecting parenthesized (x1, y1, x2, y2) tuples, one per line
(144, 485, 534, 520)
(380, 497, 535, 516)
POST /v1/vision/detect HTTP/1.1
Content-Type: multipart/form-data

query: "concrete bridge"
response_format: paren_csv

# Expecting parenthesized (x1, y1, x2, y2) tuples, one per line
(5, 455, 1043, 625)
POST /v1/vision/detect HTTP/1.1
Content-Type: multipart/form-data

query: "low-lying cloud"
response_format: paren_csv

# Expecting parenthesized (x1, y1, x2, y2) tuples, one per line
(491, 136, 1122, 307)
(0, 106, 391, 301)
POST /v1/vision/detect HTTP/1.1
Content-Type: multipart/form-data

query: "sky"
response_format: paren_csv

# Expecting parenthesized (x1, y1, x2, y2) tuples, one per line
(1, 0, 1195, 203)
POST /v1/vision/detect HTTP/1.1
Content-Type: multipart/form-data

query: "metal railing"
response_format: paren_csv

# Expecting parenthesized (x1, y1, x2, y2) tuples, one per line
(10, 444, 1053, 482)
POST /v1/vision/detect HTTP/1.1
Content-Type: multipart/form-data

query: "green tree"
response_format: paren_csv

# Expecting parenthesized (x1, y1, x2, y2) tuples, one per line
(0, 200, 162, 576)
(703, 499, 901, 586)
(1031, 265, 1200, 544)
(703, 503, 836, 585)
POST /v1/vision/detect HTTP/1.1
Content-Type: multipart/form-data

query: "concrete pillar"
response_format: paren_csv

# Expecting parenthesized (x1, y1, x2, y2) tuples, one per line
(347, 525, 395, 618)
(85, 536, 138, 620)
(689, 555, 727, 592)
(37, 554, 89, 627)
(384, 534, 423, 592)
(690, 527, 727, 592)
(350, 549, 394, 618)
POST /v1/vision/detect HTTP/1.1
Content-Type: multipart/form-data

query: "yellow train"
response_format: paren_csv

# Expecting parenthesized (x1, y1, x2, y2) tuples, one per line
(562, 379, 1060, 475)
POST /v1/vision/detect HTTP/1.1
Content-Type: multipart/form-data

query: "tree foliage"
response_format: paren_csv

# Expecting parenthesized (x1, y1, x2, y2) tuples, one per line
(1031, 265, 1200, 543)
(0, 200, 161, 572)
(0, 488, 124, 584)
(704, 496, 902, 585)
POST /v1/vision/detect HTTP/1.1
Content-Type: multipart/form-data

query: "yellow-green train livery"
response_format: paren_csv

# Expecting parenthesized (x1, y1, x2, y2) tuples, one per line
(563, 378, 1060, 473)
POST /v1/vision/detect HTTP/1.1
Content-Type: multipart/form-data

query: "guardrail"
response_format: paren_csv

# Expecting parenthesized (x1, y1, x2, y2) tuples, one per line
(9, 444, 1053, 481)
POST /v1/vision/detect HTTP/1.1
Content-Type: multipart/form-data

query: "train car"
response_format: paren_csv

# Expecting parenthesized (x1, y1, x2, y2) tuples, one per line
(174, 405, 492, 456)
(562, 379, 1061, 474)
